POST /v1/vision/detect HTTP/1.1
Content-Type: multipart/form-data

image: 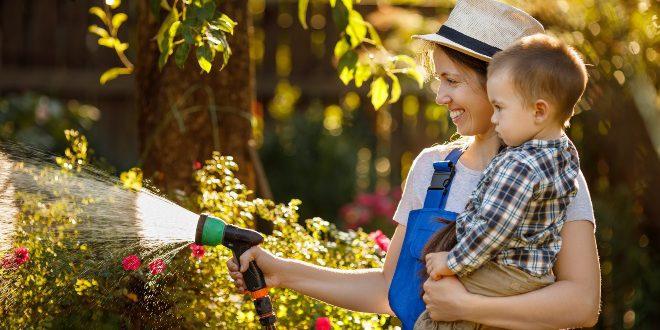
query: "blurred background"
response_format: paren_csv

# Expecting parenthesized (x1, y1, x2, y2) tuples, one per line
(0, 0, 658, 328)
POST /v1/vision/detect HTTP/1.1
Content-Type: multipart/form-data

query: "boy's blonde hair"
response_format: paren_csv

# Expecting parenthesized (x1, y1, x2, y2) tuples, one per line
(488, 34, 588, 127)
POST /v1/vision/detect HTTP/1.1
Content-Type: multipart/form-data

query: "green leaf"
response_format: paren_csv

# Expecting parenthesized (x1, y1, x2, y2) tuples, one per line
(331, 1, 349, 32)
(196, 44, 214, 73)
(160, 0, 171, 11)
(221, 46, 231, 69)
(354, 63, 372, 88)
(333, 38, 350, 59)
(89, 7, 107, 24)
(88, 25, 109, 38)
(370, 77, 389, 109)
(406, 68, 424, 88)
(214, 14, 237, 34)
(111, 13, 128, 34)
(337, 50, 358, 71)
(341, 0, 353, 10)
(157, 8, 179, 53)
(298, 0, 309, 29)
(394, 55, 417, 68)
(189, 0, 216, 21)
(337, 50, 357, 85)
(366, 22, 382, 46)
(181, 25, 195, 44)
(98, 37, 116, 48)
(174, 43, 191, 68)
(99, 67, 132, 85)
(346, 10, 367, 47)
(387, 73, 401, 104)
(205, 29, 223, 46)
(339, 66, 354, 85)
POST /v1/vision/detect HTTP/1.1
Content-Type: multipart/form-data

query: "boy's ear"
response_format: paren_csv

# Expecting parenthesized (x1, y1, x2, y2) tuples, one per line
(533, 99, 551, 124)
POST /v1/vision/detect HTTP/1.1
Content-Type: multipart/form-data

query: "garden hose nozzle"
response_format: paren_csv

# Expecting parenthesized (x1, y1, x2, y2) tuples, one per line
(195, 214, 277, 329)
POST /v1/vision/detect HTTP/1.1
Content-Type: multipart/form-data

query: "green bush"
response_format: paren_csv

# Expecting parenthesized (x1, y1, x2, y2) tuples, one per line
(0, 130, 393, 329)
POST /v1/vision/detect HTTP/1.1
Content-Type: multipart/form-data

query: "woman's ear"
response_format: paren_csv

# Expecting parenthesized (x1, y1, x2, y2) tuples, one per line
(533, 99, 551, 124)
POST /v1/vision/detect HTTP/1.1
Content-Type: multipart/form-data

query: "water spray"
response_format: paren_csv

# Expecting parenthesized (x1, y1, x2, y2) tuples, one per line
(195, 214, 277, 329)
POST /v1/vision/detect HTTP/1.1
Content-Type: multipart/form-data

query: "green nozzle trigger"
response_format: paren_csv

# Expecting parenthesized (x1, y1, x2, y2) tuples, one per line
(195, 214, 226, 246)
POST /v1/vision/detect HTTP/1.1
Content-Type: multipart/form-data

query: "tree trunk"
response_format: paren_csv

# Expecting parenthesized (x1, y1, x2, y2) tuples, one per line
(135, 0, 254, 194)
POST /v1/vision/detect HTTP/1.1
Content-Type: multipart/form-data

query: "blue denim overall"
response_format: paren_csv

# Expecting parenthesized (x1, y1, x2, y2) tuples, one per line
(388, 148, 463, 330)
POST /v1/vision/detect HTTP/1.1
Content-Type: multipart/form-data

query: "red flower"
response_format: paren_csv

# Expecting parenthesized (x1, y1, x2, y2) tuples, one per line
(122, 255, 141, 271)
(148, 258, 166, 275)
(1, 247, 30, 270)
(369, 230, 391, 252)
(315, 317, 331, 330)
(189, 243, 205, 259)
(13, 247, 29, 265)
(192, 161, 203, 170)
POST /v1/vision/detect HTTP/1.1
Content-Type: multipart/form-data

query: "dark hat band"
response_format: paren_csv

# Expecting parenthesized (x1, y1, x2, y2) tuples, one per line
(436, 25, 502, 58)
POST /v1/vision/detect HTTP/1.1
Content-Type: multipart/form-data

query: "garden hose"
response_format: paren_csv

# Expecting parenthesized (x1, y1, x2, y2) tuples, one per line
(195, 214, 277, 329)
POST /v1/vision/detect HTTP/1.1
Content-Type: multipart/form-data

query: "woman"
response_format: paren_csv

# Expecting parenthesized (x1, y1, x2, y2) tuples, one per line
(227, 0, 601, 328)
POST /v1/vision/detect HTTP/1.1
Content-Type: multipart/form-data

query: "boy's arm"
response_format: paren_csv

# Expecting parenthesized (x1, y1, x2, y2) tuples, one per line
(446, 158, 537, 277)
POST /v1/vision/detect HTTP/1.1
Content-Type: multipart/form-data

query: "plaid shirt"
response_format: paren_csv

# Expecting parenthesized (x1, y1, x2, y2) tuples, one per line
(447, 135, 580, 277)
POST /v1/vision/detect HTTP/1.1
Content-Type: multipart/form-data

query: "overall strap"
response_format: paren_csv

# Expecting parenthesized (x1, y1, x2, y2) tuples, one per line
(422, 148, 464, 209)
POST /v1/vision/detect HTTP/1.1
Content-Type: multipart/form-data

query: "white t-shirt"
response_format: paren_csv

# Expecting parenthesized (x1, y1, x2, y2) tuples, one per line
(393, 145, 595, 227)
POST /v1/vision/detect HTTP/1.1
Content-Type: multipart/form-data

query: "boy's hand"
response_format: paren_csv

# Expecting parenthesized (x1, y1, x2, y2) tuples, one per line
(425, 252, 455, 280)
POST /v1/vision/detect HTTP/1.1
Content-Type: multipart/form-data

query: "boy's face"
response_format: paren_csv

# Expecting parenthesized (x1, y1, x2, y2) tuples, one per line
(487, 70, 540, 147)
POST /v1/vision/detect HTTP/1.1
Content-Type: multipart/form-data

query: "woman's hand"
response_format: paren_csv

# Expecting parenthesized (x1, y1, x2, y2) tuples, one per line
(422, 276, 474, 322)
(226, 246, 284, 293)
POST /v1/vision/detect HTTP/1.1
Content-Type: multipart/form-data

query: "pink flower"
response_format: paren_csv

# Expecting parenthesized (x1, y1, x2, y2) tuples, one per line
(193, 161, 203, 170)
(148, 258, 166, 275)
(315, 317, 331, 330)
(189, 243, 205, 259)
(369, 230, 391, 252)
(1, 247, 30, 270)
(13, 247, 29, 265)
(122, 255, 141, 271)
(356, 193, 377, 207)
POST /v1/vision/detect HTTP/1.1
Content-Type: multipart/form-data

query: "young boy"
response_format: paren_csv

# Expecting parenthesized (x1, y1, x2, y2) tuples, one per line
(414, 34, 589, 330)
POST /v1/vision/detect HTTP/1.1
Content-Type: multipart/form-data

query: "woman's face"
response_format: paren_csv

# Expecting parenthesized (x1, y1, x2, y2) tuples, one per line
(432, 48, 495, 137)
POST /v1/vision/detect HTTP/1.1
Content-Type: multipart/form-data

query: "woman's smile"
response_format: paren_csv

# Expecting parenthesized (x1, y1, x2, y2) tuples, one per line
(449, 108, 466, 123)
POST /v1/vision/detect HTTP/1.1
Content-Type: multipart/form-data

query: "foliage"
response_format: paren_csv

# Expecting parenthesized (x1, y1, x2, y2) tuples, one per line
(0, 93, 100, 152)
(153, 0, 237, 72)
(299, 0, 424, 109)
(88, 0, 133, 84)
(1, 131, 394, 328)
(88, 0, 237, 84)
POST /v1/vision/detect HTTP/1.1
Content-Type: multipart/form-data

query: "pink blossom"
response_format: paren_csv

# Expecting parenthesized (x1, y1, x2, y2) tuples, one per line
(148, 258, 166, 275)
(340, 204, 371, 229)
(189, 243, 205, 259)
(1, 247, 30, 270)
(369, 230, 391, 252)
(356, 193, 377, 207)
(13, 247, 29, 265)
(315, 317, 331, 330)
(122, 255, 141, 271)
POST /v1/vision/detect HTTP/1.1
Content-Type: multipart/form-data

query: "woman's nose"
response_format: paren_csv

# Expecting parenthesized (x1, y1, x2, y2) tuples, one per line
(435, 93, 451, 106)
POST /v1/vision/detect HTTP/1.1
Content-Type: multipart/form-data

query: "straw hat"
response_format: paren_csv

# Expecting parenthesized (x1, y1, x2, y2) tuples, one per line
(413, 0, 544, 62)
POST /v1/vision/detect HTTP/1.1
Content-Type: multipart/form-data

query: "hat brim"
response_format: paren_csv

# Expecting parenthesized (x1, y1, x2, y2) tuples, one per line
(412, 33, 492, 62)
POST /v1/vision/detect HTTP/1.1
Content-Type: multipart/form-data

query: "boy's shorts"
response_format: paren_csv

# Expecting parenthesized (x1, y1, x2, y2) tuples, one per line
(414, 261, 555, 330)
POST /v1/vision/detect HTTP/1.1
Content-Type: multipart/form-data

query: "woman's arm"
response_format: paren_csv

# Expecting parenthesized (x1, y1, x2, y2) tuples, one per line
(228, 224, 407, 315)
(423, 220, 601, 329)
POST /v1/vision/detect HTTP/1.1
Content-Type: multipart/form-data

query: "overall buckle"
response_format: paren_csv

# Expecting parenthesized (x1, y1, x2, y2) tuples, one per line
(428, 162, 455, 190)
